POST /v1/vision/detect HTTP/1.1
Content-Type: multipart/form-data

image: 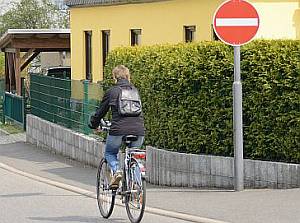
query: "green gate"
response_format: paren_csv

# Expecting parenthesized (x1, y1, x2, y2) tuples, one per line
(3, 92, 26, 129)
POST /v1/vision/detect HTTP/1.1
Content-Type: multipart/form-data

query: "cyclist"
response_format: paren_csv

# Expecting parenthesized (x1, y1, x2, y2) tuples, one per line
(89, 65, 145, 188)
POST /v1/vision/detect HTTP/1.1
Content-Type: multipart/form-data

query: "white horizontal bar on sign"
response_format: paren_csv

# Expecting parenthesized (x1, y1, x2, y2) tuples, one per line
(216, 18, 259, 27)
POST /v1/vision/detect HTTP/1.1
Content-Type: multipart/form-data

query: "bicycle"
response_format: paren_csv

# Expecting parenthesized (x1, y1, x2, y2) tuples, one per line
(95, 119, 146, 223)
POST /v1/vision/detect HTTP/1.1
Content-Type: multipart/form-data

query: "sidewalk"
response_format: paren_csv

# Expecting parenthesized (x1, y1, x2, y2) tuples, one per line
(0, 138, 299, 223)
(0, 128, 25, 144)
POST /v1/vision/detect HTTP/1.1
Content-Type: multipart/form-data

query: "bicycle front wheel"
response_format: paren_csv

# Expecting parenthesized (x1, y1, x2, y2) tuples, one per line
(96, 158, 115, 218)
(125, 159, 146, 223)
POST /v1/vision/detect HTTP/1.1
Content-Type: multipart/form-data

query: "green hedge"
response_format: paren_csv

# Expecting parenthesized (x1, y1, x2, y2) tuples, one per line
(104, 40, 300, 163)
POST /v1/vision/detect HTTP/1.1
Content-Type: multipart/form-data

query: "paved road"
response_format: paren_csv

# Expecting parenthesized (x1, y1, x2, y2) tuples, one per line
(0, 167, 192, 223)
(0, 141, 300, 223)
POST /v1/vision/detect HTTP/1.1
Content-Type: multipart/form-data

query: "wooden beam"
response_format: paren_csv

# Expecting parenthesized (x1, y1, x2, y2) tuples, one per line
(21, 51, 40, 71)
(15, 49, 21, 95)
(19, 48, 70, 52)
(11, 38, 70, 49)
(4, 48, 16, 53)
(21, 48, 35, 65)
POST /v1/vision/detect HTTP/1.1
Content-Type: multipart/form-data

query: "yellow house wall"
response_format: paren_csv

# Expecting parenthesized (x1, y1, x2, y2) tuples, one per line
(70, 0, 300, 82)
(252, 0, 300, 39)
(70, 0, 223, 82)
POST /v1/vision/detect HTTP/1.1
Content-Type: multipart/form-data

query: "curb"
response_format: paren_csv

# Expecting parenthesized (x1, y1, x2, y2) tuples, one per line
(0, 162, 229, 223)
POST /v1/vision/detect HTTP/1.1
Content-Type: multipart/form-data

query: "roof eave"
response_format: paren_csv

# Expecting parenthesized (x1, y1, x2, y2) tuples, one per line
(0, 29, 71, 51)
(66, 0, 170, 8)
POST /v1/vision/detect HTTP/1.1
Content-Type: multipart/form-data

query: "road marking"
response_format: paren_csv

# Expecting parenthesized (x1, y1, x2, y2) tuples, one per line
(0, 162, 230, 223)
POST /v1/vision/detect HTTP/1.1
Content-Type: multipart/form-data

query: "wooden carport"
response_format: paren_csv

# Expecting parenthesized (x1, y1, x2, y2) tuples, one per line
(0, 29, 70, 95)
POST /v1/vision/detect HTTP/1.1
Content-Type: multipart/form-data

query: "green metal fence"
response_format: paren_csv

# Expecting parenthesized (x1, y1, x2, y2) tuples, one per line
(30, 74, 105, 134)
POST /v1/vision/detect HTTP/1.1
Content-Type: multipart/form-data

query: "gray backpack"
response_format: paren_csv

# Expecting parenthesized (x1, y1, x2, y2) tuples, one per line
(118, 86, 142, 117)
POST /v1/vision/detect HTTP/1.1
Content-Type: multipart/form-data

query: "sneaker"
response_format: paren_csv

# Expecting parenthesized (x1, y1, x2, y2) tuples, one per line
(110, 170, 122, 188)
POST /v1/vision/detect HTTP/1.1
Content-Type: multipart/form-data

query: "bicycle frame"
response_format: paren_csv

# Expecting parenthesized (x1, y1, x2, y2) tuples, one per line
(124, 148, 145, 190)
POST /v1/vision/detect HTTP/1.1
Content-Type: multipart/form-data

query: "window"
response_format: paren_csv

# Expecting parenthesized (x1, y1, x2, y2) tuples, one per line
(102, 30, 110, 68)
(212, 25, 220, 41)
(85, 31, 92, 80)
(184, 26, 196, 43)
(130, 29, 142, 46)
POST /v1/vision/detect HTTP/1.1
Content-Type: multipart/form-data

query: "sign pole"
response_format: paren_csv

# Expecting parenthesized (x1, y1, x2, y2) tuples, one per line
(213, 0, 259, 192)
(233, 46, 244, 191)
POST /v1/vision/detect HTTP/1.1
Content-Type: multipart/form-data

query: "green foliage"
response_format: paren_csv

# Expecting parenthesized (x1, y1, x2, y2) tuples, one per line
(0, 0, 69, 35)
(242, 40, 300, 163)
(0, 122, 24, 134)
(104, 40, 300, 163)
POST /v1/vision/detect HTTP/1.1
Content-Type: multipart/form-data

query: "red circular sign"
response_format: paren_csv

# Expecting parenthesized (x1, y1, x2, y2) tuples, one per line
(213, 0, 260, 46)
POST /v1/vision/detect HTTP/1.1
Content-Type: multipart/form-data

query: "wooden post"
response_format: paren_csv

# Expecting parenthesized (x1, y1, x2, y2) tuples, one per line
(7, 52, 16, 93)
(15, 48, 21, 95)
(4, 52, 9, 92)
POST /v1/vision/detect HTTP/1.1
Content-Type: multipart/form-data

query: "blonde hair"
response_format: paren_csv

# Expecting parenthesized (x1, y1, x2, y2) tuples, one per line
(112, 65, 130, 81)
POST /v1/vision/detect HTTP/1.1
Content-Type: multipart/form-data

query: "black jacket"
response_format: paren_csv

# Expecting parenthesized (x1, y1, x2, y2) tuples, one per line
(90, 79, 145, 136)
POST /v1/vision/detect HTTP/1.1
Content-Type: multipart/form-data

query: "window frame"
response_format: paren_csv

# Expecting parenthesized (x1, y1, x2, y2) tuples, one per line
(211, 24, 220, 41)
(102, 30, 110, 68)
(85, 31, 92, 81)
(184, 26, 196, 43)
(130, 29, 142, 46)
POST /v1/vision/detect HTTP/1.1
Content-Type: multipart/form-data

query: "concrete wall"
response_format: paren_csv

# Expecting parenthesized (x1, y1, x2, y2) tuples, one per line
(27, 114, 300, 189)
(26, 115, 104, 168)
(147, 147, 300, 189)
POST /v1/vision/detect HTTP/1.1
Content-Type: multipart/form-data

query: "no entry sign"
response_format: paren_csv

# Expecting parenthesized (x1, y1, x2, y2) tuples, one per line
(213, 0, 260, 46)
(212, 0, 260, 191)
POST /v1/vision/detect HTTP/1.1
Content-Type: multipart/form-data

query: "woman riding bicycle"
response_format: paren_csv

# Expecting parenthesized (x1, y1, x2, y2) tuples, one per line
(89, 65, 145, 188)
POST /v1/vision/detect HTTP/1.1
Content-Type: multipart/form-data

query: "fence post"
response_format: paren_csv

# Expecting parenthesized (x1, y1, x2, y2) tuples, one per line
(21, 78, 26, 130)
(1, 91, 5, 124)
(65, 78, 72, 129)
(50, 76, 55, 123)
(21, 77, 25, 97)
(83, 80, 90, 135)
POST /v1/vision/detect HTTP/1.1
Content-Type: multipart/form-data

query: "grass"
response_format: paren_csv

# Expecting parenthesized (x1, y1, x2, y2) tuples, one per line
(0, 122, 24, 134)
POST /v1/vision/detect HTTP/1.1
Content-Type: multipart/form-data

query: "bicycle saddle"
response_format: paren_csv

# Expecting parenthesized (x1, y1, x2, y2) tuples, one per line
(122, 135, 138, 142)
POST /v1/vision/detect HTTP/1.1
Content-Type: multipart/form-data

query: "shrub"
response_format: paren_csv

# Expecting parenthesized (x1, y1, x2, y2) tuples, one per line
(104, 40, 300, 163)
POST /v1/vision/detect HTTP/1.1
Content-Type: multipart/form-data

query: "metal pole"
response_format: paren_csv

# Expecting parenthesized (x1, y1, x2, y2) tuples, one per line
(233, 46, 244, 191)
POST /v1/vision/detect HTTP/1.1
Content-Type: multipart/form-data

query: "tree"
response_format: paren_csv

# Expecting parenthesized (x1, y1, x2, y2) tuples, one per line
(0, 0, 69, 35)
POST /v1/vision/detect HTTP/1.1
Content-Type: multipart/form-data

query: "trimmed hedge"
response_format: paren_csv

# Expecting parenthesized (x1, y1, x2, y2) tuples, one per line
(242, 41, 300, 163)
(104, 40, 300, 163)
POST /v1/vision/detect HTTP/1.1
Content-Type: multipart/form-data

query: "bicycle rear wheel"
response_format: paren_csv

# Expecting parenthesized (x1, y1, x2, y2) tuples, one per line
(96, 158, 115, 218)
(125, 159, 146, 223)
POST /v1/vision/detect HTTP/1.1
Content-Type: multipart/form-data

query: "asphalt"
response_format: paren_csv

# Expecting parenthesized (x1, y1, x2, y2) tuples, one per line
(0, 133, 300, 223)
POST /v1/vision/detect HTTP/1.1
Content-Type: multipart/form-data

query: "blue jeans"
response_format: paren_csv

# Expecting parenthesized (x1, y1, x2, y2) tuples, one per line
(105, 135, 144, 173)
